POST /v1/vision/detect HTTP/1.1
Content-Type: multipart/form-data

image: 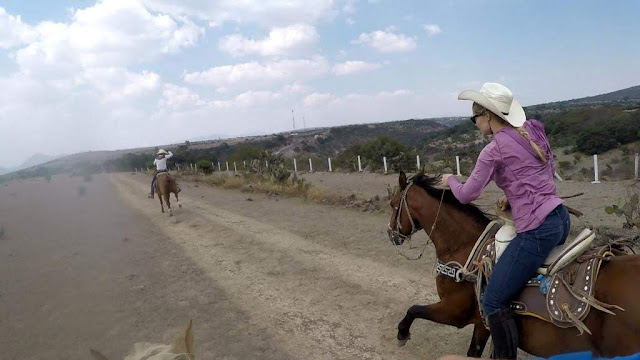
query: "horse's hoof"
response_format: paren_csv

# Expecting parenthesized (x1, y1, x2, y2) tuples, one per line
(397, 330, 411, 343)
(397, 338, 409, 347)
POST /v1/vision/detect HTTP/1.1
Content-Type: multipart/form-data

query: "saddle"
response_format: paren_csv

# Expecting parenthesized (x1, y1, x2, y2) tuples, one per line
(466, 212, 628, 335)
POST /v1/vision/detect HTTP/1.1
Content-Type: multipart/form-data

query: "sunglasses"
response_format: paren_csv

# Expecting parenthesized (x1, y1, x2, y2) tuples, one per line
(469, 111, 486, 124)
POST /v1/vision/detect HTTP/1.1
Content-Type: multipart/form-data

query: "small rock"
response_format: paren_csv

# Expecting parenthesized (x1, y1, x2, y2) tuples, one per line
(131, 285, 145, 291)
(246, 198, 253, 201)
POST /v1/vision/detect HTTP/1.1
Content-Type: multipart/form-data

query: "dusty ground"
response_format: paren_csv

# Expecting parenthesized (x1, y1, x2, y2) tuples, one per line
(1, 171, 638, 359)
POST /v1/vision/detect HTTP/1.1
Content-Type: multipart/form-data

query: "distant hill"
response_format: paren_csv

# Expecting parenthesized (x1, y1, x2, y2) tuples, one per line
(528, 85, 640, 111)
(0, 153, 60, 175)
(3, 84, 639, 181)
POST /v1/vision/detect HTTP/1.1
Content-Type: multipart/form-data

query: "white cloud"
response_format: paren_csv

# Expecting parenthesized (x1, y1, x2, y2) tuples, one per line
(282, 83, 314, 94)
(142, 0, 337, 27)
(346, 17, 355, 26)
(214, 90, 282, 109)
(332, 61, 381, 76)
(424, 24, 441, 36)
(75, 67, 161, 103)
(13, 0, 203, 77)
(183, 57, 330, 90)
(159, 83, 206, 111)
(219, 24, 318, 57)
(304, 92, 333, 107)
(0, 7, 38, 49)
(352, 28, 416, 52)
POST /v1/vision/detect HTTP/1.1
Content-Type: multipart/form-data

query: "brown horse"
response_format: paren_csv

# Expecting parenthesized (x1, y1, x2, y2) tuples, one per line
(387, 171, 640, 357)
(154, 172, 182, 216)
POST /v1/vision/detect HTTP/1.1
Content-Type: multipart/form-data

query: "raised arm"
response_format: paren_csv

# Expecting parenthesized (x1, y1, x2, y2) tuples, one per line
(446, 143, 498, 204)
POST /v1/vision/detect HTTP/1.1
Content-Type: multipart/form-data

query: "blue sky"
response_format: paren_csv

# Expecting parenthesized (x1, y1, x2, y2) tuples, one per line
(0, 0, 639, 167)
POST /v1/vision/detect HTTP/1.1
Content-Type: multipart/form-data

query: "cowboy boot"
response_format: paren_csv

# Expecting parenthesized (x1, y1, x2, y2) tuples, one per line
(488, 308, 518, 359)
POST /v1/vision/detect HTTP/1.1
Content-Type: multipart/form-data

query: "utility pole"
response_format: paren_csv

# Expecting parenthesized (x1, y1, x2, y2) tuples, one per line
(291, 109, 296, 130)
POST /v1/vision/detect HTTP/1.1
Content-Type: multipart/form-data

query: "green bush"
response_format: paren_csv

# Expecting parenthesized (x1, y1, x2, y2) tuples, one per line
(334, 137, 417, 172)
(605, 193, 640, 228)
(196, 160, 213, 174)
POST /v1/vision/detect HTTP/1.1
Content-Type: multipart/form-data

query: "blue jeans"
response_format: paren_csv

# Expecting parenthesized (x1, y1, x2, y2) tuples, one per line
(482, 204, 570, 316)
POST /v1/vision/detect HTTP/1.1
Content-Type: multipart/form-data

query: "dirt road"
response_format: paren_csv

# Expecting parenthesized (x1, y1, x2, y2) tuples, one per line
(1, 173, 480, 359)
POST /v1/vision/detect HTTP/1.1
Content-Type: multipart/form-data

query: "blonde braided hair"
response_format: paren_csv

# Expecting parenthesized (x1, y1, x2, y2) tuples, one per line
(472, 103, 547, 163)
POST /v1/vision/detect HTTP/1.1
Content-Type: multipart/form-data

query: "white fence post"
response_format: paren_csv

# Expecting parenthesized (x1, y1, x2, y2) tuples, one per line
(383, 156, 388, 174)
(226, 162, 229, 171)
(195, 164, 198, 172)
(211, 162, 214, 171)
(218, 162, 221, 171)
(234, 162, 237, 172)
(455, 156, 461, 176)
(357, 155, 362, 172)
(328, 157, 332, 172)
(308, 158, 313, 172)
(294, 158, 298, 172)
(135, 168, 138, 173)
(265, 161, 269, 169)
(416, 155, 420, 170)
(146, 167, 149, 172)
(635, 153, 639, 180)
(591, 154, 600, 184)
(243, 160, 246, 169)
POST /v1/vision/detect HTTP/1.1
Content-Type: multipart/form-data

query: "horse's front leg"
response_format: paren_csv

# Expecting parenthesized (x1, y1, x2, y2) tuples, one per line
(174, 192, 182, 208)
(467, 322, 490, 357)
(398, 300, 473, 344)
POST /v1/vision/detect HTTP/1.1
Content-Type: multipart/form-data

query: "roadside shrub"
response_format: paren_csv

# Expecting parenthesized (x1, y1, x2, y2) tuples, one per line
(196, 160, 213, 174)
(605, 193, 640, 228)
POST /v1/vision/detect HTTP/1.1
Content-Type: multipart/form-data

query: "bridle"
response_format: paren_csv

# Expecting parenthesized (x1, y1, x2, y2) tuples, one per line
(388, 180, 446, 260)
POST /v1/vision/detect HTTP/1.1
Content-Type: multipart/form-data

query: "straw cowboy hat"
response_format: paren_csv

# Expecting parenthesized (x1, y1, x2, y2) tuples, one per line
(458, 82, 526, 127)
(157, 149, 168, 155)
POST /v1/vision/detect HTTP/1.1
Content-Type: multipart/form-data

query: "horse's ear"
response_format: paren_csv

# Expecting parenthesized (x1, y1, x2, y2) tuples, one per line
(171, 320, 194, 356)
(399, 171, 407, 190)
(89, 349, 110, 360)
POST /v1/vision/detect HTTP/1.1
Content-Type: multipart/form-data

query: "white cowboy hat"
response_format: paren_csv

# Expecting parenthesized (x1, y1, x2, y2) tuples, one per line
(157, 149, 168, 155)
(458, 82, 526, 127)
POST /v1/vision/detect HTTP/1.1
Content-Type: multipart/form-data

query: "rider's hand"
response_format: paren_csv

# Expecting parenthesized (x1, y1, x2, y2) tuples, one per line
(441, 174, 454, 187)
(497, 196, 510, 211)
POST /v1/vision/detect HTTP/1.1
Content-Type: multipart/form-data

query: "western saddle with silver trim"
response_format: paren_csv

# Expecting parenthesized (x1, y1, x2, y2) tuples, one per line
(436, 210, 629, 335)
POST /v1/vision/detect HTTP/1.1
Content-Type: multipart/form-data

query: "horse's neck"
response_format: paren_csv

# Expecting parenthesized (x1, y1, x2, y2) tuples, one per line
(417, 202, 487, 263)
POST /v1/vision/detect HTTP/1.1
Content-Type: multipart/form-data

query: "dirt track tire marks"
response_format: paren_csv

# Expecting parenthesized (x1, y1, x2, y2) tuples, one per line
(110, 174, 474, 359)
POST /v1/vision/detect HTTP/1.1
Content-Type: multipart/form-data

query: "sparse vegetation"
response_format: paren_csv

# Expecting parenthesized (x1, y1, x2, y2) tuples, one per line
(77, 185, 86, 197)
(605, 193, 640, 228)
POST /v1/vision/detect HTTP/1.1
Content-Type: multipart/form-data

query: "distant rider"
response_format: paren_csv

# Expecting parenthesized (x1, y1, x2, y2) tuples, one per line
(149, 149, 173, 198)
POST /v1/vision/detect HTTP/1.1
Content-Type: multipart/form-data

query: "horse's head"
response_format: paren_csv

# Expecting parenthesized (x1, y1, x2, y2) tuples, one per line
(387, 170, 423, 245)
(90, 320, 194, 360)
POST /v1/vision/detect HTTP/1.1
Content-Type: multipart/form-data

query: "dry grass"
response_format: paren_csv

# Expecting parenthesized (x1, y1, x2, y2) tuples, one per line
(175, 172, 382, 212)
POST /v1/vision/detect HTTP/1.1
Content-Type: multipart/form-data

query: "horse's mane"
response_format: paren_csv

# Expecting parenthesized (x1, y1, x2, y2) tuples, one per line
(410, 173, 491, 225)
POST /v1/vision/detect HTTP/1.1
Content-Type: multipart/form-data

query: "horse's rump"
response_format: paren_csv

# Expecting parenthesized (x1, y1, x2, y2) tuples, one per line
(156, 173, 180, 194)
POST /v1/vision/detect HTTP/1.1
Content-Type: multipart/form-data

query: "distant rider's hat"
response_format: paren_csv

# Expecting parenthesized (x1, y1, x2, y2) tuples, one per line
(157, 149, 168, 155)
